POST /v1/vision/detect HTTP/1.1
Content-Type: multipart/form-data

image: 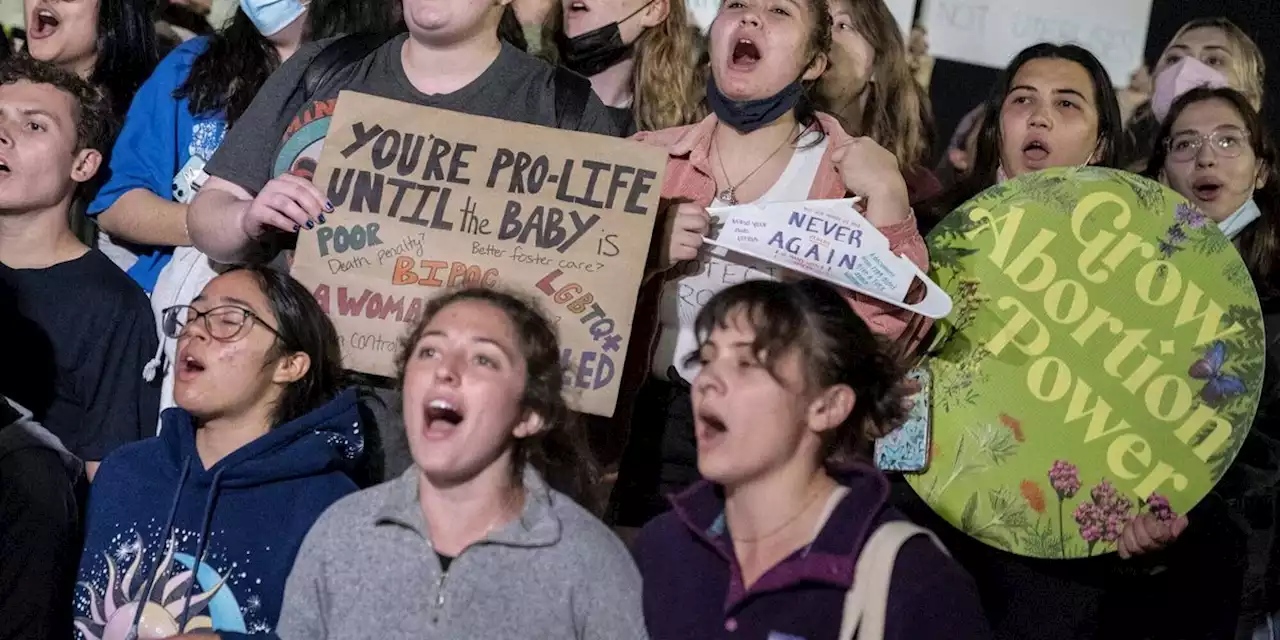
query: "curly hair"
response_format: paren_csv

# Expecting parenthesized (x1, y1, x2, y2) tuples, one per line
(0, 56, 113, 152)
(395, 287, 600, 511)
(631, 0, 706, 131)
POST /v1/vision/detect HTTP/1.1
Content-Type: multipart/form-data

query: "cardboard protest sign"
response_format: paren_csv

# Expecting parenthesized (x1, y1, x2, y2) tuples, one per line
(290, 91, 667, 417)
(703, 199, 953, 318)
(909, 167, 1263, 559)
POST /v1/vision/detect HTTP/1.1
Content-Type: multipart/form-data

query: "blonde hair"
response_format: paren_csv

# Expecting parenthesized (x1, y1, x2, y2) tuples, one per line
(819, 0, 931, 168)
(632, 0, 706, 131)
(544, 0, 705, 132)
(1161, 17, 1265, 111)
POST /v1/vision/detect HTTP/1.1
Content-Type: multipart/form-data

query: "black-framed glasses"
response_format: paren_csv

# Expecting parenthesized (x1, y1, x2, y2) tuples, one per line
(161, 304, 285, 343)
(1166, 128, 1251, 162)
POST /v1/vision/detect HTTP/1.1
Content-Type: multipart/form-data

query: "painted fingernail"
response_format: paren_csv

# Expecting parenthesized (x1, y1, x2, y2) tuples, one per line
(305, 220, 315, 230)
(324, 200, 334, 212)
(318, 214, 327, 224)
(292, 224, 300, 232)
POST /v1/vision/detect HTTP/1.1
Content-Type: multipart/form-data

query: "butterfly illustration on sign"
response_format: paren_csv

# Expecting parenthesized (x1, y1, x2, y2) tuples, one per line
(1188, 340, 1247, 406)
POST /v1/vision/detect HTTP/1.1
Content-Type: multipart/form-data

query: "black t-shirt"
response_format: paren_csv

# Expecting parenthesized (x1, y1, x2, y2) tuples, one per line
(0, 250, 160, 460)
(606, 105, 638, 138)
(205, 34, 625, 196)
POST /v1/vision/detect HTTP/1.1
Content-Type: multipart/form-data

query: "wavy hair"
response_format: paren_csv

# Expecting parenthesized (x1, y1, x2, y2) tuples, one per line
(631, 0, 706, 131)
(818, 0, 931, 168)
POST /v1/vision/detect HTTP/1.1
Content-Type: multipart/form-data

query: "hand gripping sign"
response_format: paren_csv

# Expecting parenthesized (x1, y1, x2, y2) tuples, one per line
(701, 198, 954, 319)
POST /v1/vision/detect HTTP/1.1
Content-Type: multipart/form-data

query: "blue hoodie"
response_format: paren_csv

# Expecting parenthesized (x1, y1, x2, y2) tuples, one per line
(73, 389, 364, 639)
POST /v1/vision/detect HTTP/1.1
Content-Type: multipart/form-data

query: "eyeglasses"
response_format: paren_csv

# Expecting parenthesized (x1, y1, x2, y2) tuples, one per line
(1166, 129, 1251, 162)
(161, 305, 285, 343)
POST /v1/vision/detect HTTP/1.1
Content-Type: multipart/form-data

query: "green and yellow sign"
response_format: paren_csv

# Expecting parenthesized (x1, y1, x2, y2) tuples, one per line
(910, 167, 1264, 559)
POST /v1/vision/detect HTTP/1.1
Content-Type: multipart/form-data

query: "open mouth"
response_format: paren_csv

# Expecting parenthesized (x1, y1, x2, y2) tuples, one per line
(1022, 139, 1051, 163)
(424, 398, 465, 436)
(567, 1, 588, 12)
(730, 38, 761, 69)
(1192, 178, 1224, 201)
(29, 6, 59, 39)
(176, 352, 206, 380)
(695, 408, 728, 445)
(0, 159, 10, 174)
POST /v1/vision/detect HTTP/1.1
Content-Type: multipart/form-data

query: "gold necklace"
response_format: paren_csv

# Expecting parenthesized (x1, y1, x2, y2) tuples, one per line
(713, 123, 798, 206)
(729, 483, 827, 544)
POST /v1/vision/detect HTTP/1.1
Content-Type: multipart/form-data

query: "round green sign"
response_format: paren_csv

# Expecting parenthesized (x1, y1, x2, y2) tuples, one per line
(910, 167, 1264, 559)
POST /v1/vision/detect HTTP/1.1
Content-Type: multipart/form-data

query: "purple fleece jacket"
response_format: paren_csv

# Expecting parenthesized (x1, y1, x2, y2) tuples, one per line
(632, 463, 993, 640)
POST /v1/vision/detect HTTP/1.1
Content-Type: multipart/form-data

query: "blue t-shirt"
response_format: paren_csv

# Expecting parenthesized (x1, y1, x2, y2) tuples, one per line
(87, 37, 227, 293)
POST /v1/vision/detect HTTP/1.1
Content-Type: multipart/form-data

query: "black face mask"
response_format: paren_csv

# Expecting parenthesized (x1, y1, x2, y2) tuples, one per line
(557, 0, 654, 77)
(706, 74, 804, 134)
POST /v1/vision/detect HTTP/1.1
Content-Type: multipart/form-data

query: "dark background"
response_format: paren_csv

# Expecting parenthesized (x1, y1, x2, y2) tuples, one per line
(922, 0, 1280, 166)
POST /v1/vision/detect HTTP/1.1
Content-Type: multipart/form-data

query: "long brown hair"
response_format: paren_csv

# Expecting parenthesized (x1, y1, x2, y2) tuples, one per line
(817, 0, 930, 168)
(395, 287, 601, 511)
(1145, 87, 1280, 302)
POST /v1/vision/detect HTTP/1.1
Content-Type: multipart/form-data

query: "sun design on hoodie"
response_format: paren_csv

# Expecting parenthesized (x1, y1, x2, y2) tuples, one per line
(75, 535, 225, 640)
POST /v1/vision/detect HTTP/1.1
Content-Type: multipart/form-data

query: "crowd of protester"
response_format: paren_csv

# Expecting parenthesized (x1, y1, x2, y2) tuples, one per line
(0, 0, 1276, 638)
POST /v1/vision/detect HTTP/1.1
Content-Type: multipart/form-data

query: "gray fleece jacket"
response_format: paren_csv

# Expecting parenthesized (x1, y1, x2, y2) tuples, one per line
(276, 465, 649, 640)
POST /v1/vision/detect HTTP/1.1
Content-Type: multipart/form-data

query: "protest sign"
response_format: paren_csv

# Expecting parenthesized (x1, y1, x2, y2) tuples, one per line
(919, 0, 1152, 83)
(689, 0, 916, 36)
(908, 167, 1263, 558)
(703, 199, 953, 318)
(290, 91, 667, 417)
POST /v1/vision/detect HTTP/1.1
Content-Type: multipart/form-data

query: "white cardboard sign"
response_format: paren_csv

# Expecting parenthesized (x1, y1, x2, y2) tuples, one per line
(919, 0, 1153, 83)
(689, 0, 915, 36)
(702, 199, 953, 319)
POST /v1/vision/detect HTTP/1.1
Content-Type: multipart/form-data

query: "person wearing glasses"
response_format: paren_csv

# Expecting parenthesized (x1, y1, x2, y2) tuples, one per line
(1138, 86, 1280, 639)
(73, 265, 363, 639)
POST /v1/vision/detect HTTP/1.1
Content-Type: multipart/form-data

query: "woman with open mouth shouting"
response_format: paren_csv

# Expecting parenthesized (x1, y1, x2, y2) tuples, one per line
(74, 266, 362, 639)
(274, 288, 647, 640)
(632, 278, 991, 639)
(919, 43, 1124, 233)
(607, 0, 928, 530)
(1144, 86, 1280, 638)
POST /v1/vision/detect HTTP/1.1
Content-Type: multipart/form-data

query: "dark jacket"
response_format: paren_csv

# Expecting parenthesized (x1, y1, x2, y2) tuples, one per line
(633, 464, 992, 640)
(0, 397, 83, 640)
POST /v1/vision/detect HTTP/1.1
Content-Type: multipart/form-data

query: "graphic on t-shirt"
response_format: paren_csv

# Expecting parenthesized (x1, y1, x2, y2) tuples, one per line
(274, 98, 338, 180)
(75, 528, 271, 639)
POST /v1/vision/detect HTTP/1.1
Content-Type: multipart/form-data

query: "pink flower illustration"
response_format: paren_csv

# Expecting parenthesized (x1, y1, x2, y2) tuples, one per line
(1145, 493, 1177, 522)
(1048, 460, 1081, 499)
(1073, 479, 1134, 555)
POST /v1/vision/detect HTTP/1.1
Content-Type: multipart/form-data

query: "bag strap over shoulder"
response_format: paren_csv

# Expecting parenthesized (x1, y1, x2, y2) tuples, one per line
(292, 32, 397, 105)
(837, 520, 949, 640)
(553, 66, 592, 132)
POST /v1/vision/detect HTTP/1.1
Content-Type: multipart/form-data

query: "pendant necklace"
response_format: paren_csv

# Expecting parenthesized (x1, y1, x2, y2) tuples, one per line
(713, 123, 798, 206)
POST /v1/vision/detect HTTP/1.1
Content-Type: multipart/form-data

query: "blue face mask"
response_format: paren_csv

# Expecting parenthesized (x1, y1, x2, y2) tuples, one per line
(1218, 198, 1262, 240)
(240, 0, 307, 36)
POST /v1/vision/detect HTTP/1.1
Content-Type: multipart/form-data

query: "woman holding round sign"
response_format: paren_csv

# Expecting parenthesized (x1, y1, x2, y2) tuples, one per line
(604, 0, 930, 528)
(911, 43, 1269, 639)
(919, 43, 1124, 234)
(1144, 85, 1280, 636)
